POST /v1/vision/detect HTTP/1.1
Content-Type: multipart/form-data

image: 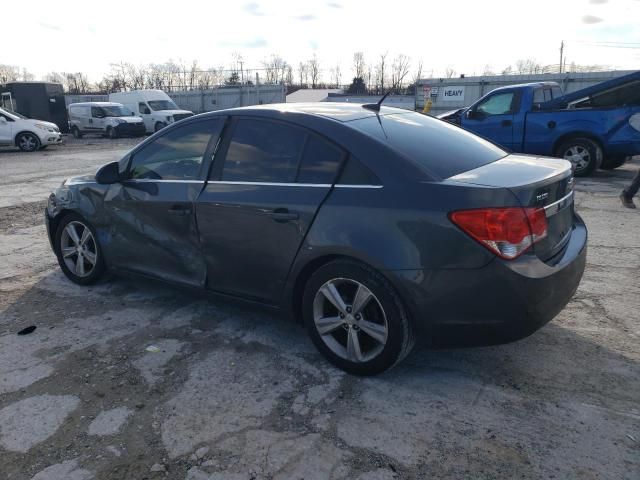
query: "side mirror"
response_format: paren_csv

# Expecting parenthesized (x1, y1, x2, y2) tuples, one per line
(0, 117, 6, 124)
(142, 108, 151, 115)
(465, 110, 475, 120)
(95, 161, 121, 184)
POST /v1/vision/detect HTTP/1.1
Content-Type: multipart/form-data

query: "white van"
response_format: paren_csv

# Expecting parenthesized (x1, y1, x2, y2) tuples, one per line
(108, 90, 194, 133)
(0, 106, 62, 152)
(68, 102, 146, 139)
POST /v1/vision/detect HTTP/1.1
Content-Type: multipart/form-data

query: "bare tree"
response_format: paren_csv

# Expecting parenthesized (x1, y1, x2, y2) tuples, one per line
(482, 64, 496, 76)
(411, 60, 423, 85)
(331, 63, 342, 87)
(0, 64, 22, 83)
(374, 52, 388, 93)
(263, 54, 287, 84)
(353, 52, 365, 80)
(515, 58, 542, 74)
(445, 67, 456, 78)
(285, 65, 294, 86)
(309, 54, 320, 88)
(297, 61, 307, 87)
(390, 54, 410, 93)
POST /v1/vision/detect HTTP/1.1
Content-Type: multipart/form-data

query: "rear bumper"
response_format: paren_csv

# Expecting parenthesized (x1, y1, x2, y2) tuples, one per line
(390, 213, 587, 347)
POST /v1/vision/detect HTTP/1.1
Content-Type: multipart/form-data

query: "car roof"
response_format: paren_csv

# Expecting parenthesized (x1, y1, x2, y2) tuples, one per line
(489, 81, 560, 94)
(214, 102, 411, 123)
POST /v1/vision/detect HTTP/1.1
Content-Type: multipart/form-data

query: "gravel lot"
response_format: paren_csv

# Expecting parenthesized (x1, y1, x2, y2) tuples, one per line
(0, 139, 638, 480)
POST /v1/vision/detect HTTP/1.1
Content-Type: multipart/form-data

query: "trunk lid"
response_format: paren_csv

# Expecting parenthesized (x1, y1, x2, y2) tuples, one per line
(448, 154, 574, 262)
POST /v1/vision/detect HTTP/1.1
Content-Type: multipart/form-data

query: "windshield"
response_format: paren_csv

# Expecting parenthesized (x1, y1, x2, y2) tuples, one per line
(0, 107, 27, 120)
(101, 105, 134, 117)
(148, 100, 178, 111)
(350, 112, 507, 179)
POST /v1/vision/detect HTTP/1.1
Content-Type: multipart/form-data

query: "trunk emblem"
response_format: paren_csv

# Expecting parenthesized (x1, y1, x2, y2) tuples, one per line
(536, 192, 549, 202)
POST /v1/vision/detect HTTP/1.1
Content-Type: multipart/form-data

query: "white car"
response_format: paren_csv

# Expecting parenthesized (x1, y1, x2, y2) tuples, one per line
(109, 90, 193, 134)
(68, 102, 146, 139)
(0, 107, 62, 152)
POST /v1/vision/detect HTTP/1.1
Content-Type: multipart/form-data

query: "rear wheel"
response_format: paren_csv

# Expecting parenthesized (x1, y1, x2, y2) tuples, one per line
(600, 155, 628, 170)
(555, 137, 601, 177)
(16, 132, 40, 152)
(54, 213, 105, 285)
(303, 259, 414, 375)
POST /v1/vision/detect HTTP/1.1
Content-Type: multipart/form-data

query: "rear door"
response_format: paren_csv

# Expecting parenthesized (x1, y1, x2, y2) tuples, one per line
(90, 106, 105, 133)
(103, 118, 224, 285)
(196, 117, 345, 303)
(464, 90, 519, 150)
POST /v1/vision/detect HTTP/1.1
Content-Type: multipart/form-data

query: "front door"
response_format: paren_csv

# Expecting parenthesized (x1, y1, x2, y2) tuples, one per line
(138, 102, 154, 132)
(103, 118, 224, 286)
(196, 117, 345, 303)
(464, 90, 519, 151)
(0, 113, 12, 144)
(90, 106, 106, 133)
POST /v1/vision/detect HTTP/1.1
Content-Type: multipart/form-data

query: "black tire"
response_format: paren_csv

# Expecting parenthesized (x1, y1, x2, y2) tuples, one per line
(72, 127, 83, 139)
(39, 145, 48, 150)
(302, 259, 414, 375)
(107, 126, 118, 139)
(154, 122, 166, 132)
(16, 132, 41, 152)
(54, 212, 106, 285)
(600, 155, 628, 170)
(554, 137, 601, 177)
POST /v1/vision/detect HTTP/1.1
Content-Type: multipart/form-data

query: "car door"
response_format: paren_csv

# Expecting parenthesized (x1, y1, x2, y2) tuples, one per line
(89, 106, 106, 132)
(138, 102, 154, 132)
(196, 117, 345, 304)
(0, 112, 13, 145)
(102, 117, 224, 286)
(463, 90, 519, 150)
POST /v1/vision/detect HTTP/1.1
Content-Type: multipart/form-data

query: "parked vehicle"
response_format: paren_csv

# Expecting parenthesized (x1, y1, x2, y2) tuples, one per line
(0, 82, 69, 133)
(108, 90, 193, 133)
(0, 106, 62, 152)
(68, 102, 146, 139)
(439, 70, 640, 176)
(45, 103, 586, 375)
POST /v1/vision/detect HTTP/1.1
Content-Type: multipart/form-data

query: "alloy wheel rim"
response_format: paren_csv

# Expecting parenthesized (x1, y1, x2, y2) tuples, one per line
(60, 221, 97, 277)
(564, 146, 590, 172)
(313, 278, 388, 363)
(19, 135, 36, 151)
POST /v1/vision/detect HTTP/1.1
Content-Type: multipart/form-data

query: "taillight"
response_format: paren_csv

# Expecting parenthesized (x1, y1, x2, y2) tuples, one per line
(449, 207, 548, 260)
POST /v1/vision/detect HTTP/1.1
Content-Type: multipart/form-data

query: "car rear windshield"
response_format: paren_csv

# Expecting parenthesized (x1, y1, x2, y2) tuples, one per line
(349, 112, 507, 179)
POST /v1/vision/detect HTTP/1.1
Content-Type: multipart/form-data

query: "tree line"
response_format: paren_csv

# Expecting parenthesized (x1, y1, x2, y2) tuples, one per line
(1, 54, 608, 95)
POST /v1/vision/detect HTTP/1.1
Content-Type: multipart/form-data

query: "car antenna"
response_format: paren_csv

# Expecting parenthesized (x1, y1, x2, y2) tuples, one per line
(362, 90, 392, 112)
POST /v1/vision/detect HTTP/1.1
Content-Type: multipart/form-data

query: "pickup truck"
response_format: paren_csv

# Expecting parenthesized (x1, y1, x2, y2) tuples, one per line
(439, 71, 640, 176)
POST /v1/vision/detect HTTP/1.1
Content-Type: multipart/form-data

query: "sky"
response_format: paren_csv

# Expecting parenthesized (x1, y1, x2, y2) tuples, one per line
(5, 0, 640, 82)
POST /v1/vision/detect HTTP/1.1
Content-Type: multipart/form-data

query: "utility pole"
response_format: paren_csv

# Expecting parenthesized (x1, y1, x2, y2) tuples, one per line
(559, 40, 564, 74)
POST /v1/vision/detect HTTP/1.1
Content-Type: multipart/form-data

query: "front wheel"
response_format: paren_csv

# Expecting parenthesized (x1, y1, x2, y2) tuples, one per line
(71, 126, 83, 139)
(16, 132, 41, 152)
(54, 213, 106, 285)
(555, 137, 601, 177)
(303, 259, 415, 375)
(154, 122, 166, 132)
(107, 126, 118, 139)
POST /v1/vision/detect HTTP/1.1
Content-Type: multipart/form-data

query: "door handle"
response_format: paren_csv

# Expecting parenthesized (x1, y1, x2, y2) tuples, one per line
(269, 208, 299, 222)
(168, 205, 191, 216)
(501, 119, 513, 127)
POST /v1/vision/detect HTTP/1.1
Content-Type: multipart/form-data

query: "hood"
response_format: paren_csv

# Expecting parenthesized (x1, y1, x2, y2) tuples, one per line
(64, 174, 96, 185)
(30, 119, 59, 129)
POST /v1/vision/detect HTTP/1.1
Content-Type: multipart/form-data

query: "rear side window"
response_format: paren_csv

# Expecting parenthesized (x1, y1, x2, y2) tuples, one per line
(222, 119, 306, 183)
(297, 135, 344, 184)
(350, 112, 507, 179)
(338, 156, 381, 185)
(129, 119, 222, 180)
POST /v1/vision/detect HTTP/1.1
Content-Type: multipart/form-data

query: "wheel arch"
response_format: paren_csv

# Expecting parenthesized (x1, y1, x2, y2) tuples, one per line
(552, 131, 604, 157)
(14, 130, 41, 146)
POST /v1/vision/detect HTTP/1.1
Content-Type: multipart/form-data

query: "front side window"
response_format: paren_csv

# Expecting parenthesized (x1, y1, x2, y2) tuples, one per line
(139, 102, 149, 113)
(91, 107, 104, 118)
(222, 119, 306, 182)
(148, 100, 178, 111)
(129, 119, 222, 180)
(477, 92, 516, 115)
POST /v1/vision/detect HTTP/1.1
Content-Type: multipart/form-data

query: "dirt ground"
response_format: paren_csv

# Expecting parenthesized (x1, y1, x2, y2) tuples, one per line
(0, 140, 638, 480)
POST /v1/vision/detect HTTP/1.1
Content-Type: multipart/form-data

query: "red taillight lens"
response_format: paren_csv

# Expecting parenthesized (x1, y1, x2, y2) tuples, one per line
(449, 207, 548, 260)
